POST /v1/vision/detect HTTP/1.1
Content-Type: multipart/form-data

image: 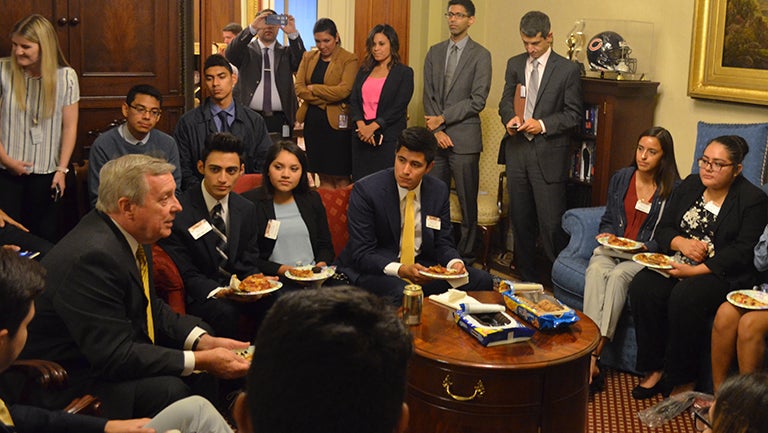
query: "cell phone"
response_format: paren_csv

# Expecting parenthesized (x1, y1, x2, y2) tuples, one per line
(19, 250, 41, 260)
(51, 184, 62, 202)
(265, 14, 288, 26)
(509, 124, 520, 130)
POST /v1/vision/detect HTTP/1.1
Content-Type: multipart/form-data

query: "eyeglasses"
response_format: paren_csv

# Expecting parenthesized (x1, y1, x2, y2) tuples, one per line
(129, 104, 162, 118)
(692, 408, 712, 432)
(697, 157, 734, 172)
(444, 12, 469, 19)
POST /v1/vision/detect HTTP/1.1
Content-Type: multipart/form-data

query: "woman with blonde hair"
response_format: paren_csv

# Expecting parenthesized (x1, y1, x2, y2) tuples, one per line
(0, 14, 79, 242)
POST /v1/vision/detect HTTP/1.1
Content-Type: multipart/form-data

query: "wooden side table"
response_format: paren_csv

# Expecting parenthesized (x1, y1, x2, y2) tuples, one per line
(407, 291, 600, 433)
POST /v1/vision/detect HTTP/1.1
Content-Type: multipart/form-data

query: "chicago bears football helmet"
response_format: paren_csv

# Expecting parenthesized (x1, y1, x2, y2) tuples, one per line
(586, 31, 637, 73)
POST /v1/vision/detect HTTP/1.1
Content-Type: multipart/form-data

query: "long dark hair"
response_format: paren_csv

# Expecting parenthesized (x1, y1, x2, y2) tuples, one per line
(630, 126, 679, 199)
(262, 141, 310, 197)
(361, 24, 400, 72)
(711, 373, 768, 433)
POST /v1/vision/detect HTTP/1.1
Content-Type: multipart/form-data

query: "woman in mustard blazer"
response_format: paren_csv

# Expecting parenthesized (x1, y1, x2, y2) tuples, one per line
(295, 18, 358, 189)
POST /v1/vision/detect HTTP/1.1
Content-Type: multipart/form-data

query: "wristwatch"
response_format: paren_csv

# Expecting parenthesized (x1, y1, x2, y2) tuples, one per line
(55, 166, 70, 174)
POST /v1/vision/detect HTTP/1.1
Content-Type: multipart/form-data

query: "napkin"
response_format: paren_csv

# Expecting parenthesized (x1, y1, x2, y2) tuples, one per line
(207, 287, 230, 299)
(459, 302, 505, 313)
(429, 289, 481, 310)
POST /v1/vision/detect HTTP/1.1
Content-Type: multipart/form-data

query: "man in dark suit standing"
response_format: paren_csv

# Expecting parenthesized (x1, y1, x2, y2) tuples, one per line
(159, 133, 270, 340)
(423, 0, 491, 262)
(498, 11, 583, 282)
(337, 127, 493, 305)
(20, 154, 250, 419)
(226, 9, 306, 134)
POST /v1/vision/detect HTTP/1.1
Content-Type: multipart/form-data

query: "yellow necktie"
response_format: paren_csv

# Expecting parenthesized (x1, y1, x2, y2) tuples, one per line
(0, 398, 14, 427)
(135, 246, 155, 343)
(400, 191, 416, 265)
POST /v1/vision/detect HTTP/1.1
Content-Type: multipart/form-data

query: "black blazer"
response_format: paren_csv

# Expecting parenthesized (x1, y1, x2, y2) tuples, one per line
(226, 28, 306, 125)
(23, 211, 202, 379)
(242, 186, 334, 275)
(655, 174, 768, 288)
(4, 404, 106, 433)
(158, 187, 262, 302)
(349, 62, 414, 144)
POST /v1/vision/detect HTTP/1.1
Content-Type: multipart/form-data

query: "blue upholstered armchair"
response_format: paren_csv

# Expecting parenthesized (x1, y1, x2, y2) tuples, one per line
(551, 122, 768, 374)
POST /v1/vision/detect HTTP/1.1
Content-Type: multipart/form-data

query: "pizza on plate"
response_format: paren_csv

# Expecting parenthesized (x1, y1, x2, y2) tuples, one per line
(238, 273, 272, 293)
(731, 292, 768, 309)
(635, 253, 670, 267)
(426, 265, 460, 275)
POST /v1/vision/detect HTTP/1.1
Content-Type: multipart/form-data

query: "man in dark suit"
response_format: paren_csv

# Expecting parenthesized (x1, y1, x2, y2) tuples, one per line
(423, 0, 491, 262)
(159, 133, 271, 340)
(498, 11, 583, 282)
(0, 250, 234, 433)
(20, 154, 250, 419)
(337, 127, 493, 305)
(174, 54, 272, 191)
(226, 9, 305, 133)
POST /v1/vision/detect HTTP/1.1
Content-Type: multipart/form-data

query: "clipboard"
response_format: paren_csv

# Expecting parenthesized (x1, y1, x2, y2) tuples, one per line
(514, 83, 526, 119)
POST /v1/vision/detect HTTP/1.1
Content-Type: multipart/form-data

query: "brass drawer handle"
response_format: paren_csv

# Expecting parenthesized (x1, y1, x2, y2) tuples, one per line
(442, 374, 485, 401)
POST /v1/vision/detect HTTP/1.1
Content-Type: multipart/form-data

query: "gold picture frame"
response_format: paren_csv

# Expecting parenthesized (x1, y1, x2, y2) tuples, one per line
(688, 0, 768, 105)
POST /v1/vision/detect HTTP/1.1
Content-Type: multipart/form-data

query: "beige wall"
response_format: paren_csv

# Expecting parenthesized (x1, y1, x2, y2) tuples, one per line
(408, 0, 768, 176)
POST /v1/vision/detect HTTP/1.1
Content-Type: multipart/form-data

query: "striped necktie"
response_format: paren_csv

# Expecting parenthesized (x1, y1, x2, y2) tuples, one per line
(211, 203, 230, 277)
(523, 59, 539, 141)
(135, 246, 155, 343)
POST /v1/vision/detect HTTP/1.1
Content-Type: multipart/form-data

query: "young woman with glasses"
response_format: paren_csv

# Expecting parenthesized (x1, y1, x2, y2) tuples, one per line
(627, 135, 768, 399)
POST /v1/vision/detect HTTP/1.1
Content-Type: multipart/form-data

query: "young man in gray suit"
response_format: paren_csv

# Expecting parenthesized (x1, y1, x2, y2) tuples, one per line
(423, 0, 491, 262)
(498, 11, 583, 282)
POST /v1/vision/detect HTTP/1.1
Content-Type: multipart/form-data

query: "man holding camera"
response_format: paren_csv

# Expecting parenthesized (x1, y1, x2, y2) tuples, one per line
(226, 9, 306, 134)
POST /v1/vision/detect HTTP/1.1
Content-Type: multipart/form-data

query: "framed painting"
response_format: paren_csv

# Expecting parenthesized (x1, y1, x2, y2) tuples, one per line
(688, 0, 768, 105)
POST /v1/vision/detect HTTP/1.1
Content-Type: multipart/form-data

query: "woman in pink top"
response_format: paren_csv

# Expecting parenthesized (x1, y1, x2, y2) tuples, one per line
(349, 24, 413, 181)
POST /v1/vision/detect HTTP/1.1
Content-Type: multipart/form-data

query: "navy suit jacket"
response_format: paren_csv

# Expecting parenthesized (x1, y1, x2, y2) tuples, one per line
(22, 211, 202, 380)
(337, 168, 460, 282)
(159, 187, 262, 302)
(3, 404, 106, 433)
(497, 50, 582, 182)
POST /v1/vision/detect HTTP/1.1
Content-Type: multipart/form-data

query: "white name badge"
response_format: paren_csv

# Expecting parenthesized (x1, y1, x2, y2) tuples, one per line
(635, 200, 651, 214)
(30, 125, 43, 146)
(265, 219, 280, 240)
(426, 215, 441, 230)
(188, 219, 213, 240)
(704, 201, 721, 216)
(338, 113, 348, 129)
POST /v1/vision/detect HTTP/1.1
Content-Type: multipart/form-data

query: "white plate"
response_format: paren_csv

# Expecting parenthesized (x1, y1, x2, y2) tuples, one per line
(231, 280, 282, 296)
(727, 290, 768, 310)
(419, 269, 469, 280)
(597, 235, 643, 251)
(632, 252, 673, 270)
(285, 266, 335, 282)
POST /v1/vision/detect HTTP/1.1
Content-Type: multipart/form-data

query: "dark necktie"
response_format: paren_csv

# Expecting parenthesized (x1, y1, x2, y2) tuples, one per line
(444, 44, 458, 98)
(217, 111, 230, 133)
(262, 47, 273, 116)
(211, 203, 230, 277)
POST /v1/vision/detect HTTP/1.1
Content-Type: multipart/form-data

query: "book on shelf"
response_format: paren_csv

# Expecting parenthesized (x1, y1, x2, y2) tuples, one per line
(571, 141, 596, 182)
(583, 105, 599, 136)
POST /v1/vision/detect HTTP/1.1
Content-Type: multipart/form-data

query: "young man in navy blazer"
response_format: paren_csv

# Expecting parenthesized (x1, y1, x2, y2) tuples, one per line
(160, 133, 272, 340)
(337, 126, 493, 305)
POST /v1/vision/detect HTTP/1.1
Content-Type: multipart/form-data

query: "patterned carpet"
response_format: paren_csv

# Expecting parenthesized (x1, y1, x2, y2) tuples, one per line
(588, 368, 696, 433)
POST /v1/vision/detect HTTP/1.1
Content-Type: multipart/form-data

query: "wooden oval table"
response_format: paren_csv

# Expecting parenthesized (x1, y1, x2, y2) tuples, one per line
(406, 291, 600, 433)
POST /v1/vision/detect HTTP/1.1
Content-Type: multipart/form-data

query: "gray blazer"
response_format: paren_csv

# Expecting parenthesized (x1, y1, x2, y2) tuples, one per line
(422, 37, 492, 154)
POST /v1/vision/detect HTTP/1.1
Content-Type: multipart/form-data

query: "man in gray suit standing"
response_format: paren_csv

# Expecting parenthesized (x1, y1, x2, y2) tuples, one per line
(423, 0, 491, 262)
(498, 11, 582, 282)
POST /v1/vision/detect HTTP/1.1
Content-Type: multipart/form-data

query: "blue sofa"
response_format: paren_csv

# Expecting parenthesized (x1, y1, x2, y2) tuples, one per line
(551, 122, 768, 375)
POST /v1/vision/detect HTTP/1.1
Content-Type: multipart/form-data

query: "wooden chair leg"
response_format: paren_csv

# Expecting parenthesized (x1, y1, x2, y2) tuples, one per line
(478, 224, 495, 271)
